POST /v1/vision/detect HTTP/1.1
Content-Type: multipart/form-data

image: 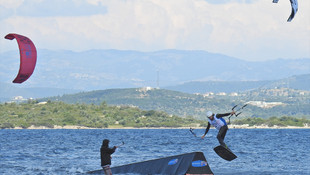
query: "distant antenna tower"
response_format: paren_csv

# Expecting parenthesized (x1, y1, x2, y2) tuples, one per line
(157, 70, 159, 89)
(287, 77, 290, 89)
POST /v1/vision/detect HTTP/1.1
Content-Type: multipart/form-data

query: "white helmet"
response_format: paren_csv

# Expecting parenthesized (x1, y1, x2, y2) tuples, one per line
(206, 111, 213, 118)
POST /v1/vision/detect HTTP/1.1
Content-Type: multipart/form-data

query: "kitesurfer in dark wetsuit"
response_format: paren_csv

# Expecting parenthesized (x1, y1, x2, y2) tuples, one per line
(201, 111, 235, 148)
(101, 139, 118, 175)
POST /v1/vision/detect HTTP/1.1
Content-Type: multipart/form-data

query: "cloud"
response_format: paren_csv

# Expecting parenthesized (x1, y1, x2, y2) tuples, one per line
(0, 0, 107, 17)
(0, 0, 309, 61)
(203, 0, 258, 5)
(0, 0, 24, 9)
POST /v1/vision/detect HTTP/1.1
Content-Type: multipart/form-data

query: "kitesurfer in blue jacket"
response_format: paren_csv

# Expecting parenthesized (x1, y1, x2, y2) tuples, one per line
(101, 139, 118, 175)
(201, 111, 235, 148)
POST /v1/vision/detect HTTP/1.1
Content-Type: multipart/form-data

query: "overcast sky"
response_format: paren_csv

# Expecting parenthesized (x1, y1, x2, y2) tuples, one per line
(0, 0, 309, 61)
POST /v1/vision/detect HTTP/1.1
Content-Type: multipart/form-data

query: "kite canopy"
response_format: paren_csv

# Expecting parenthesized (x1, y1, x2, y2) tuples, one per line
(273, 0, 298, 22)
(5, 33, 37, 83)
(287, 0, 298, 22)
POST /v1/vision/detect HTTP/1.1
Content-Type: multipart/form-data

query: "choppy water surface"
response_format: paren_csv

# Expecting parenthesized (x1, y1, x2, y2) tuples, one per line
(0, 129, 309, 175)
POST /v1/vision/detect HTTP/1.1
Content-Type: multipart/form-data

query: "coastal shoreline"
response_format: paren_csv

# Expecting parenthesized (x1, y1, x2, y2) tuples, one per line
(8, 124, 310, 130)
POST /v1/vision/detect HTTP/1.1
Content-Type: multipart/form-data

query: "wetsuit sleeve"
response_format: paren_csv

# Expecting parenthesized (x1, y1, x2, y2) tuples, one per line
(204, 122, 211, 135)
(216, 113, 231, 118)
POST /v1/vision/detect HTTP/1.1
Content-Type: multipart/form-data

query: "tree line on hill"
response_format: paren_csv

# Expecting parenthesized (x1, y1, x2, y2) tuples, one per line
(233, 116, 309, 127)
(1, 100, 309, 129)
(0, 100, 207, 129)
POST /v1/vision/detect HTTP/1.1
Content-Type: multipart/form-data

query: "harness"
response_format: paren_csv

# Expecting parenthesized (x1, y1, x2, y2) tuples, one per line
(208, 114, 227, 130)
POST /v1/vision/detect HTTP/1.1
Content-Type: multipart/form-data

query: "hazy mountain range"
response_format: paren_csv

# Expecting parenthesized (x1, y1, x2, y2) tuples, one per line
(1, 49, 310, 102)
(166, 74, 310, 94)
(1, 49, 310, 89)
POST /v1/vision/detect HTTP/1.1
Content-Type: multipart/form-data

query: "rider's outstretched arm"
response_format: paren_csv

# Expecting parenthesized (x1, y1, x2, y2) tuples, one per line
(217, 112, 234, 118)
(201, 122, 211, 138)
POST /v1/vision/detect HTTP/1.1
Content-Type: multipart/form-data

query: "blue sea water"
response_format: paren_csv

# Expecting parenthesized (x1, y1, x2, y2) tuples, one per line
(0, 129, 310, 175)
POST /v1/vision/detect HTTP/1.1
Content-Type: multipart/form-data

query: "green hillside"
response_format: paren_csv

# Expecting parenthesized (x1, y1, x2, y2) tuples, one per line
(1, 100, 309, 129)
(0, 100, 207, 129)
(42, 88, 237, 118)
(233, 116, 310, 127)
(41, 87, 310, 120)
